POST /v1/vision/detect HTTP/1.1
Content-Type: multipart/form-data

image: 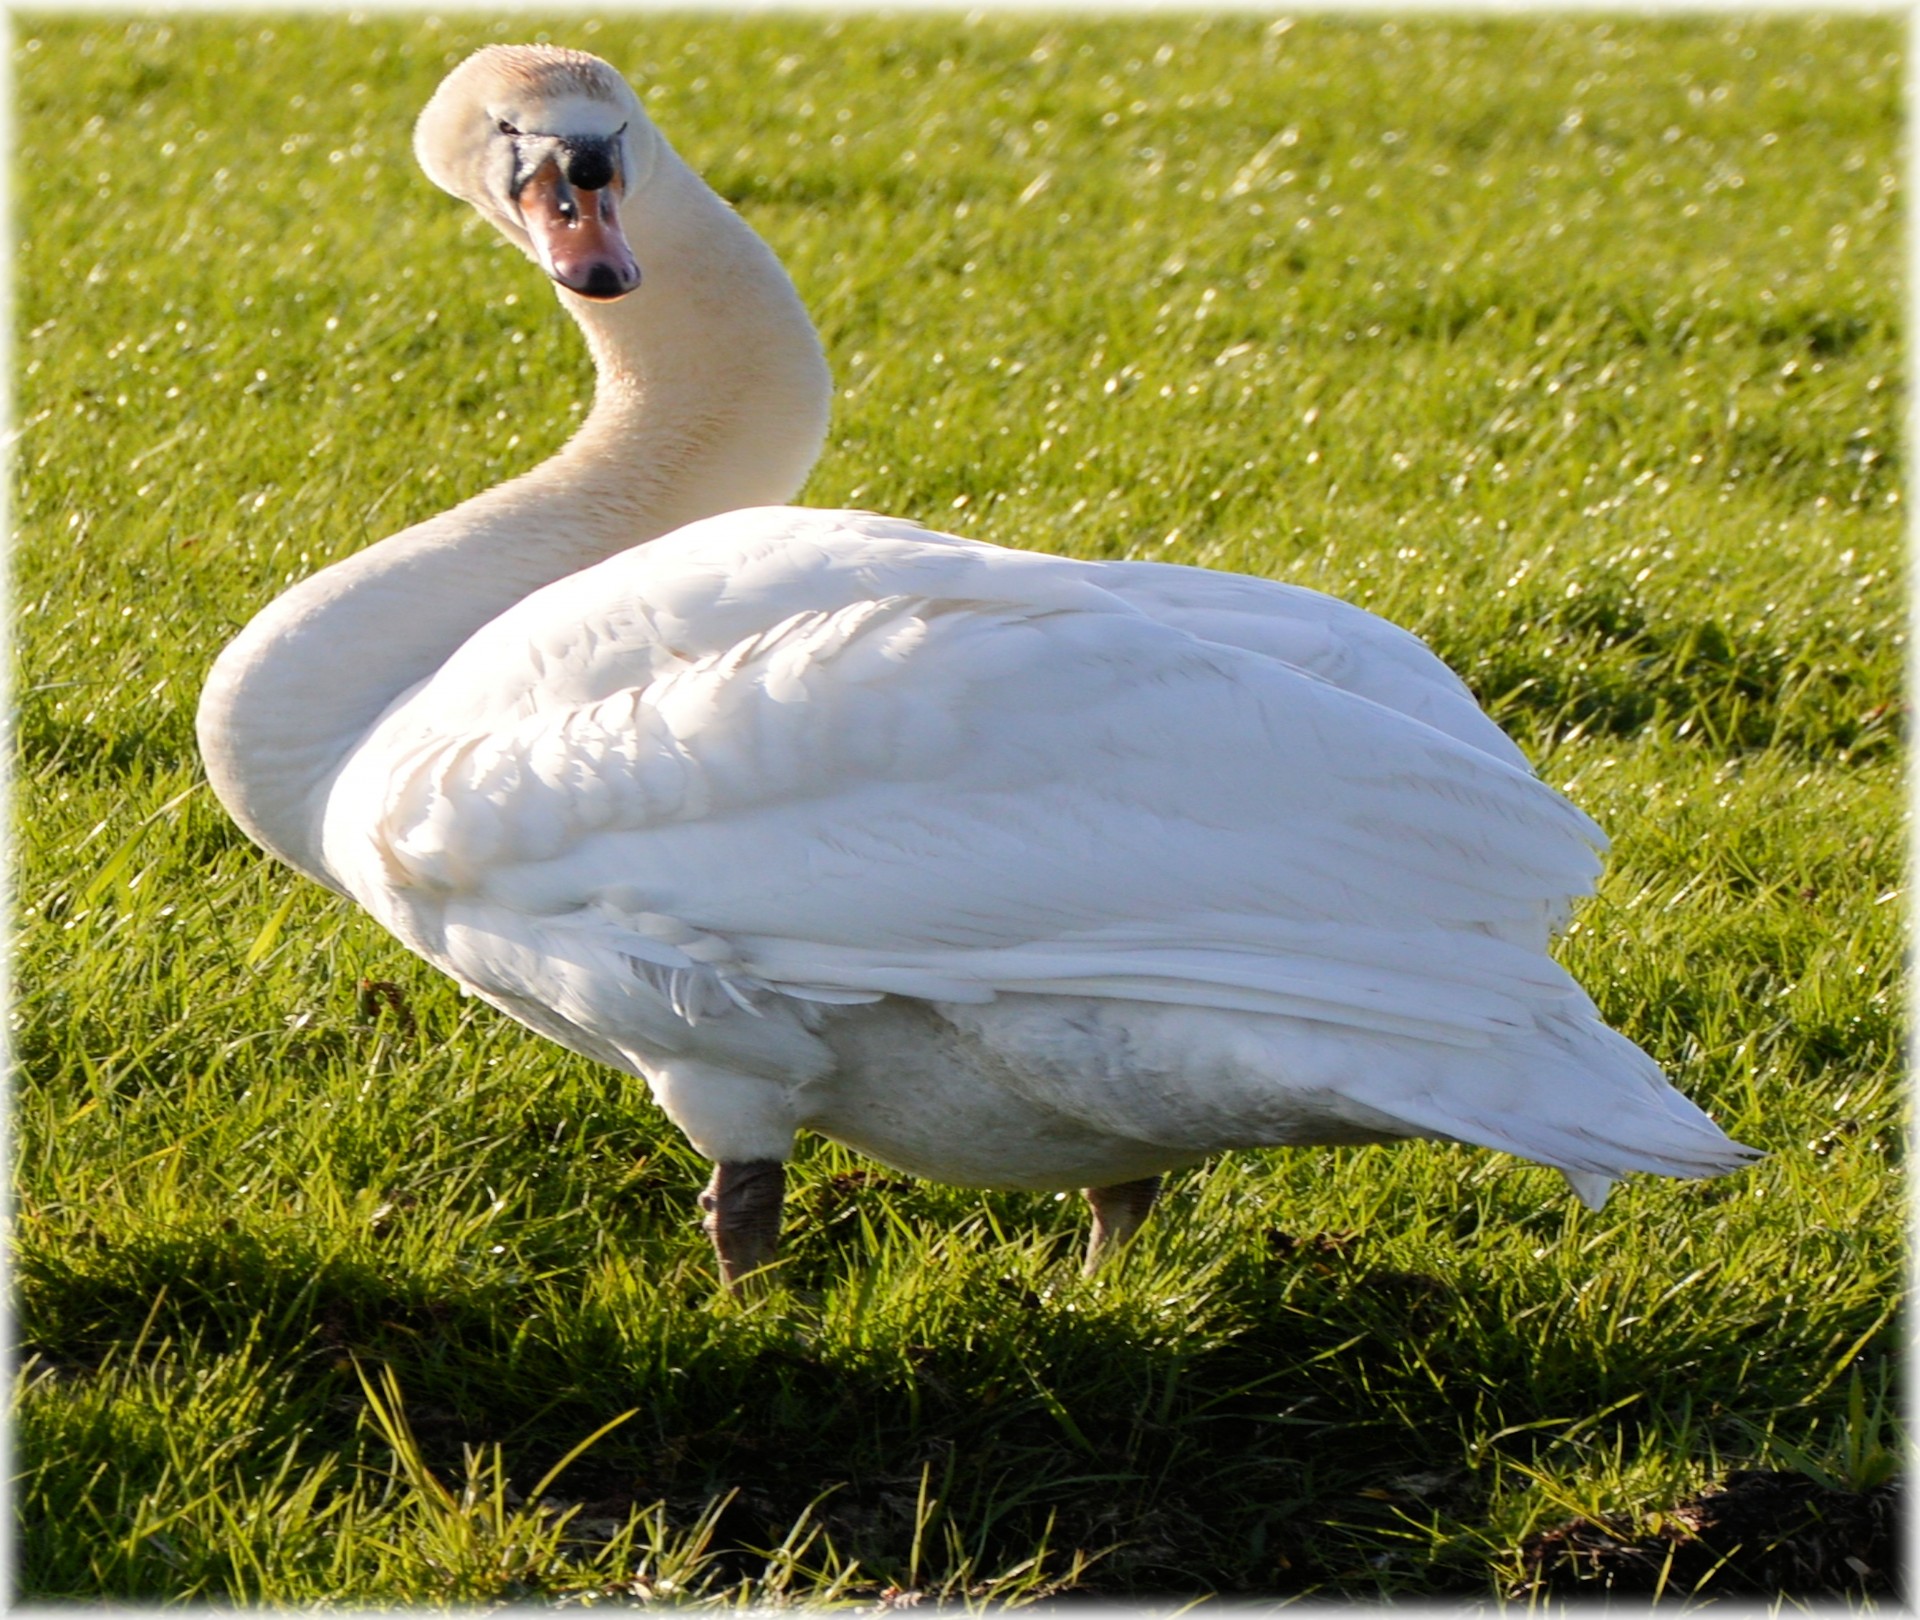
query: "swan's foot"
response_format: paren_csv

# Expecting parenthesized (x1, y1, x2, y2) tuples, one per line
(1082, 1175, 1161, 1275)
(699, 1160, 786, 1292)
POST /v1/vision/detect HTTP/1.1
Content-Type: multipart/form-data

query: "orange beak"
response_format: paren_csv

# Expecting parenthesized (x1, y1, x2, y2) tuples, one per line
(518, 157, 641, 301)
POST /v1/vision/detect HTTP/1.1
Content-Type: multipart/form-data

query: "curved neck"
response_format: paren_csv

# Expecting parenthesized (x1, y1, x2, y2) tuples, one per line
(198, 144, 831, 886)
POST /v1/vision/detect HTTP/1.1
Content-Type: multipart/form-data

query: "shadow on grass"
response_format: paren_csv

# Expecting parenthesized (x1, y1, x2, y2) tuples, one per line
(23, 1197, 1886, 1601)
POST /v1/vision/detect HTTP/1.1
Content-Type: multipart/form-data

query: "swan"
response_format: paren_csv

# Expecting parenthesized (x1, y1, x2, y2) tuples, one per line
(198, 45, 1757, 1291)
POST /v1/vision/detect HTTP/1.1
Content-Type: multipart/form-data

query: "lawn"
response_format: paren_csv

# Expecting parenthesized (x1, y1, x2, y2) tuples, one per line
(12, 12, 1903, 1604)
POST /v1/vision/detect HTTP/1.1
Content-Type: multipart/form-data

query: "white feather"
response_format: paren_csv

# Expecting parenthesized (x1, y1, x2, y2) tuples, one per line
(319, 507, 1755, 1188)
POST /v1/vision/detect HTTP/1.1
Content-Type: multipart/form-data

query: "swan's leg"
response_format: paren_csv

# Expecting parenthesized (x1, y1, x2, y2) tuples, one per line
(1082, 1175, 1161, 1274)
(699, 1160, 786, 1291)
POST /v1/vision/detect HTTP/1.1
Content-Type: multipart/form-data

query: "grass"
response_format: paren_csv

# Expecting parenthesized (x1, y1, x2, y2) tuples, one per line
(12, 11, 1903, 1605)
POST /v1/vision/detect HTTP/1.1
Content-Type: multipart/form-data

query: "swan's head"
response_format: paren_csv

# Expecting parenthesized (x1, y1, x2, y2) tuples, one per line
(415, 45, 650, 301)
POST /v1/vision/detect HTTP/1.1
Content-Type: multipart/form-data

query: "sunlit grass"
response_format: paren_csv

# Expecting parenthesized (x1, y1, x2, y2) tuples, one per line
(13, 11, 1902, 1603)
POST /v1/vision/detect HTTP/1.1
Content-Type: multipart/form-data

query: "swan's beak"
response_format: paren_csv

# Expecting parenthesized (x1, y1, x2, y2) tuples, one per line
(517, 158, 641, 302)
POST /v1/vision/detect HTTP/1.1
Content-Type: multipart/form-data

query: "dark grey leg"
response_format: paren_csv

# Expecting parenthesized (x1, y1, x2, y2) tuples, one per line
(699, 1160, 786, 1291)
(1082, 1174, 1162, 1274)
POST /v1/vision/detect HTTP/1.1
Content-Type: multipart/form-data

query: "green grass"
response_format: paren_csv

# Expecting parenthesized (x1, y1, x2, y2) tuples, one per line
(13, 12, 1903, 1605)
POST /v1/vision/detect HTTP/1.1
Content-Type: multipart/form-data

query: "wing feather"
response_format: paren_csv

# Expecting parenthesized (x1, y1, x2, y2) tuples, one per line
(325, 509, 1604, 1054)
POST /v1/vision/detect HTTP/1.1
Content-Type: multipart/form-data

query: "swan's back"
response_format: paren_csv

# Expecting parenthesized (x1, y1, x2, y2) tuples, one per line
(317, 507, 1753, 1205)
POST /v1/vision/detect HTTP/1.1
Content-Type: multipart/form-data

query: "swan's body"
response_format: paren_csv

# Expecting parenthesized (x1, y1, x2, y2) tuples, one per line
(200, 46, 1755, 1286)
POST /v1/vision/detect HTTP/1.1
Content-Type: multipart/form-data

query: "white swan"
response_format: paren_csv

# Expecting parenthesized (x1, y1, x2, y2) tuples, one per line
(199, 45, 1756, 1289)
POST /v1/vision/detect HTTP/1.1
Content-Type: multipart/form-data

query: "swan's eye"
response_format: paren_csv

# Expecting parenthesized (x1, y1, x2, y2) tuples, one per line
(497, 118, 521, 136)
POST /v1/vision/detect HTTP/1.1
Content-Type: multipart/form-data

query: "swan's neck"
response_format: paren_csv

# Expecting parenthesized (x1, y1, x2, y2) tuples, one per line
(197, 147, 830, 887)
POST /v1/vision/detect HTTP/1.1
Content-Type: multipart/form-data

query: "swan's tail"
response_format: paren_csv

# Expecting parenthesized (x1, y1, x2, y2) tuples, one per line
(1383, 1007, 1762, 1205)
(1560, 1169, 1616, 1209)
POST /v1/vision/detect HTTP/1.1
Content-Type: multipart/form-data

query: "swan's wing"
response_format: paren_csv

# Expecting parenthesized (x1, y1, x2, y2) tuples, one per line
(327, 509, 1604, 1058)
(1094, 560, 1534, 772)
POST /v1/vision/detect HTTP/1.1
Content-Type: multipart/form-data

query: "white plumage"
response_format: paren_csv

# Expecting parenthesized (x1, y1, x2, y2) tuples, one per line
(199, 46, 1756, 1286)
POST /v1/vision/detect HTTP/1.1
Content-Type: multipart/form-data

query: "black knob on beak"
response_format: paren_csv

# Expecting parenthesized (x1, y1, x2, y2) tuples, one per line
(564, 142, 616, 193)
